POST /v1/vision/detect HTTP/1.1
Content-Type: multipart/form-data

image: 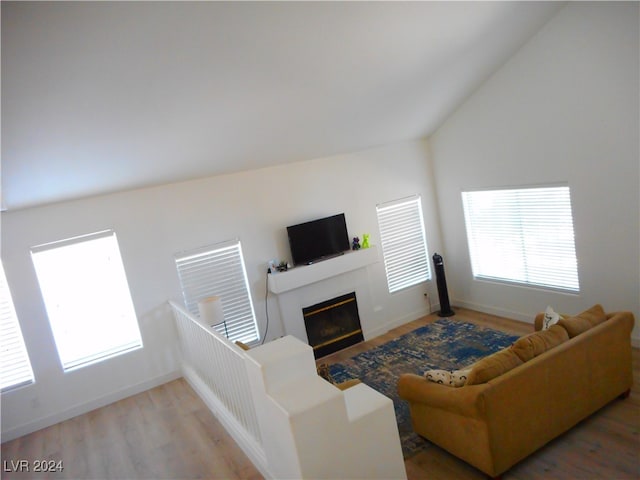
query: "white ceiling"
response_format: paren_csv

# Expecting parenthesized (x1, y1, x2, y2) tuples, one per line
(1, 1, 563, 211)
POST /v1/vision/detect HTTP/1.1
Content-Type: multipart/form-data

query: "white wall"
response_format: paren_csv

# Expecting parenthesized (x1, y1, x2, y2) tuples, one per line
(1, 139, 442, 440)
(430, 3, 640, 342)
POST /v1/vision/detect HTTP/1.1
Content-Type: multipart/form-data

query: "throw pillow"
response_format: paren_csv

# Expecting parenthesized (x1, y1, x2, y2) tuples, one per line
(424, 368, 471, 387)
(542, 306, 561, 330)
(510, 324, 569, 362)
(465, 348, 524, 385)
(451, 368, 472, 387)
(557, 304, 607, 338)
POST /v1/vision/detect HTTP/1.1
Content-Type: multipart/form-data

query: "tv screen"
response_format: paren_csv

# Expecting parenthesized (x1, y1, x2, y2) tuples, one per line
(287, 213, 350, 266)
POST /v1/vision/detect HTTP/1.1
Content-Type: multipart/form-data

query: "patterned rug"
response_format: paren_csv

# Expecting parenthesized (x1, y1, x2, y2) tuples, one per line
(328, 317, 521, 458)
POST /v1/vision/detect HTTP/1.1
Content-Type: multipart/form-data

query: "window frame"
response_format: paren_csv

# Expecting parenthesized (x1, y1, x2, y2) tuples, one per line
(461, 184, 580, 293)
(174, 239, 260, 345)
(376, 195, 432, 294)
(31, 230, 143, 372)
(0, 262, 35, 392)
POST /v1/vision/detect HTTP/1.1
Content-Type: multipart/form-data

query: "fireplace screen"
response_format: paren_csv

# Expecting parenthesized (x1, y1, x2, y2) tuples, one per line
(303, 292, 363, 358)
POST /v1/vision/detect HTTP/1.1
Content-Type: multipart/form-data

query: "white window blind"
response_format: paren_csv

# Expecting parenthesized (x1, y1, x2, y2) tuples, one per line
(31, 230, 143, 371)
(1, 262, 35, 392)
(175, 240, 259, 344)
(377, 196, 431, 293)
(461, 185, 580, 292)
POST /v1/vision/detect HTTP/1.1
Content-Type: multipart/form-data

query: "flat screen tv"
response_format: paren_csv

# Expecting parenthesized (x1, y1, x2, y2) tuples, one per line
(287, 213, 350, 266)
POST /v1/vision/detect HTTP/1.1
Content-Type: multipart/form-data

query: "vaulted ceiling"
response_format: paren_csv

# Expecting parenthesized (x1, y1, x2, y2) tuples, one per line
(1, 1, 563, 211)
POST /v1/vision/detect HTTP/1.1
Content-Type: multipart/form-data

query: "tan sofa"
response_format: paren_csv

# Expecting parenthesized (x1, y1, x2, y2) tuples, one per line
(398, 305, 635, 478)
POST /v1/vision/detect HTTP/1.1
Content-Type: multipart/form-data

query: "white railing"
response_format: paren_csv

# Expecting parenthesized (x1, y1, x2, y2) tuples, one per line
(169, 301, 267, 476)
(170, 300, 407, 480)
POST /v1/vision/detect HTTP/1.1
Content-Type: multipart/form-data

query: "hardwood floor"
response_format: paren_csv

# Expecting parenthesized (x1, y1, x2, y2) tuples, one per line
(1, 379, 262, 480)
(2, 308, 638, 479)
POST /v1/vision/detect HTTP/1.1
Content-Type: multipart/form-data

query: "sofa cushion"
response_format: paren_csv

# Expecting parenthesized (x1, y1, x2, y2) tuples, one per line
(557, 304, 607, 338)
(424, 368, 471, 387)
(510, 324, 569, 362)
(466, 348, 524, 385)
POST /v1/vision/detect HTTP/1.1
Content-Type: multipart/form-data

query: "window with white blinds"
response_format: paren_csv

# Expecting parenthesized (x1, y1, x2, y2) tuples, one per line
(31, 230, 143, 371)
(461, 185, 580, 293)
(175, 239, 259, 344)
(376, 196, 431, 293)
(1, 262, 35, 392)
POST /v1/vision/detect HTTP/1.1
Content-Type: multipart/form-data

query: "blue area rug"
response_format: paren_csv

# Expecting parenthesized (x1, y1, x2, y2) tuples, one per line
(328, 317, 520, 458)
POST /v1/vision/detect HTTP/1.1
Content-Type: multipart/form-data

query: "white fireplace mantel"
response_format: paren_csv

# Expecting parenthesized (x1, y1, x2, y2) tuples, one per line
(267, 246, 379, 294)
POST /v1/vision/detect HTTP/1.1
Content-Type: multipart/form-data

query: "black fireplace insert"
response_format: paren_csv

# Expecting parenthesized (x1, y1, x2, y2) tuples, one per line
(303, 292, 364, 359)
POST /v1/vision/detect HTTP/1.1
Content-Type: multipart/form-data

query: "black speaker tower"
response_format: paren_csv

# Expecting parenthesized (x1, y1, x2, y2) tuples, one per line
(432, 253, 455, 317)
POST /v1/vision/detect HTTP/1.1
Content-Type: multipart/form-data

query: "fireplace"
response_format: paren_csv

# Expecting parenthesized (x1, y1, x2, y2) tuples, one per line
(303, 292, 364, 359)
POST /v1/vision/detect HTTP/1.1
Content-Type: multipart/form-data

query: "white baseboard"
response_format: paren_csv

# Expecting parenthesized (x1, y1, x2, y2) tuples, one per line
(451, 299, 533, 324)
(453, 299, 640, 348)
(2, 370, 182, 443)
(367, 298, 529, 341)
(365, 305, 433, 340)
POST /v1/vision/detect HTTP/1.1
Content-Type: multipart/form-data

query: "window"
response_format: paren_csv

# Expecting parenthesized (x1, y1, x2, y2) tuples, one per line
(1, 262, 35, 392)
(461, 185, 580, 292)
(175, 239, 259, 344)
(31, 230, 143, 371)
(376, 196, 431, 293)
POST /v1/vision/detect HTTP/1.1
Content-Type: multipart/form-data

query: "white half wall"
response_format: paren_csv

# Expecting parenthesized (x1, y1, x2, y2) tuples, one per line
(244, 335, 407, 480)
(430, 3, 640, 343)
(1, 139, 442, 439)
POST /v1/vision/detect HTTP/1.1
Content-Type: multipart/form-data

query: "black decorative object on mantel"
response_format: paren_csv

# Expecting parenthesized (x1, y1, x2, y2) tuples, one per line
(432, 253, 455, 317)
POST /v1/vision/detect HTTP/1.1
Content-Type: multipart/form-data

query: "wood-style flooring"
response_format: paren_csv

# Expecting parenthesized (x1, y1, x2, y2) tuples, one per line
(2, 307, 638, 479)
(1, 379, 262, 480)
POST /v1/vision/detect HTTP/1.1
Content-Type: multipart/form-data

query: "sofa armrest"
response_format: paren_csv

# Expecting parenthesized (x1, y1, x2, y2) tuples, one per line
(606, 311, 636, 327)
(398, 373, 488, 418)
